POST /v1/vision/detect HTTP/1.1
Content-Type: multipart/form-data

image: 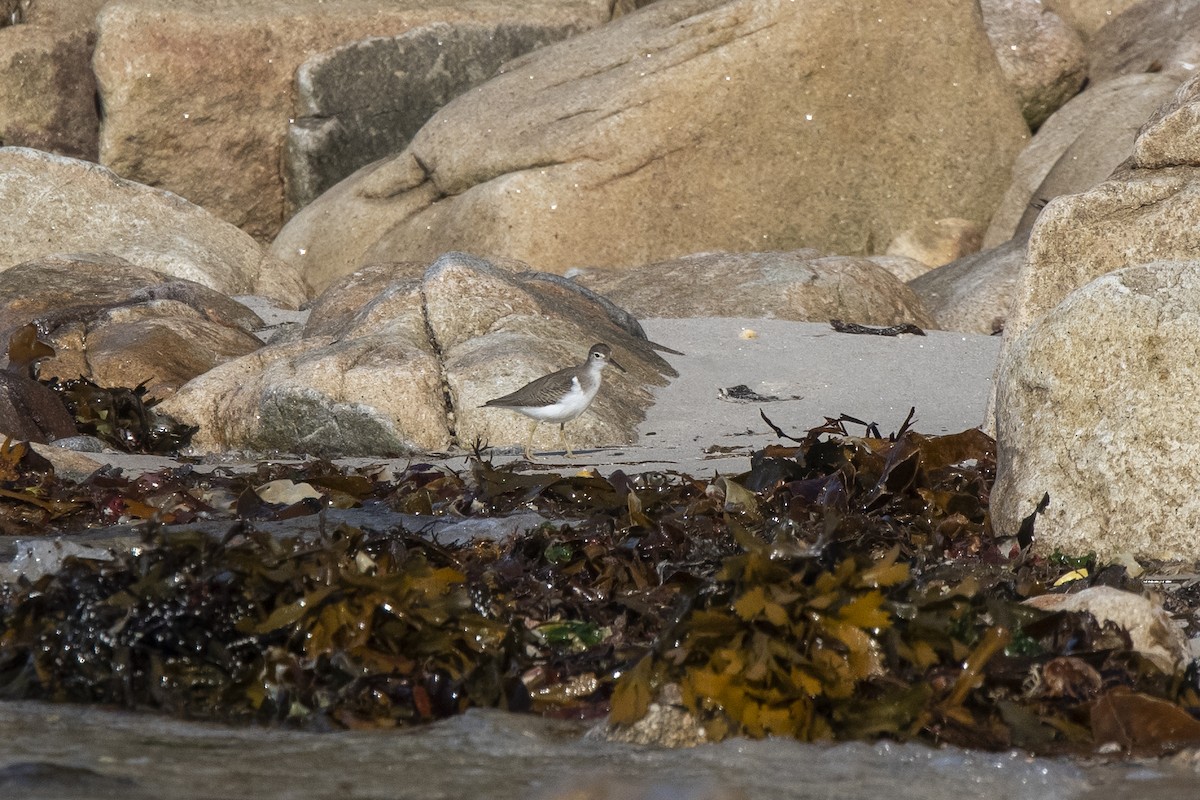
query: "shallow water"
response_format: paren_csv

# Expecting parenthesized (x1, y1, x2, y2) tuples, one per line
(2, 700, 1196, 800)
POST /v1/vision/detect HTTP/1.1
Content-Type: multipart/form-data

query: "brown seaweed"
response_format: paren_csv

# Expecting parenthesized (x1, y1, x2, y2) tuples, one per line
(0, 412, 1196, 756)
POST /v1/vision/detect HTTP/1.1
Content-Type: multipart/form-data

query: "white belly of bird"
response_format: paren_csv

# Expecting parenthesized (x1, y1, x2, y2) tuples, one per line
(513, 377, 595, 424)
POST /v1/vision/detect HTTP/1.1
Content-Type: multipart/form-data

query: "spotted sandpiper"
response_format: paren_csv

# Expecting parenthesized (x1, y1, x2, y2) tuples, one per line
(483, 343, 625, 460)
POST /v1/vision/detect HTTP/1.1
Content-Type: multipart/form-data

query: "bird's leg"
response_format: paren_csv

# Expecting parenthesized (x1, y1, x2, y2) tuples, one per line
(560, 422, 574, 458)
(523, 420, 539, 461)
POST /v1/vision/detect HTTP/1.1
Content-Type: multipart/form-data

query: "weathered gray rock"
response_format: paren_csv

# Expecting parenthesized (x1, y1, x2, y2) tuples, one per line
(1043, 0, 1142, 38)
(93, 0, 613, 241)
(885, 218, 984, 269)
(0, 254, 264, 399)
(994, 261, 1200, 559)
(980, 0, 1087, 128)
(1026, 587, 1189, 674)
(611, 0, 661, 16)
(286, 21, 585, 214)
(909, 239, 1025, 334)
(983, 73, 1182, 248)
(0, 148, 308, 305)
(159, 253, 674, 458)
(273, 0, 1028, 292)
(574, 251, 935, 326)
(1089, 0, 1200, 83)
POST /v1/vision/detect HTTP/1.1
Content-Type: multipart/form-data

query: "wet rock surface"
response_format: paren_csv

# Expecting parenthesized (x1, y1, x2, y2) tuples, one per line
(0, 701, 1130, 800)
(0, 254, 265, 399)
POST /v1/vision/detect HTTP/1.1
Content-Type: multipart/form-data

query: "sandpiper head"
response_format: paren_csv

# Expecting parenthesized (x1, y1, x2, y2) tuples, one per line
(588, 343, 625, 372)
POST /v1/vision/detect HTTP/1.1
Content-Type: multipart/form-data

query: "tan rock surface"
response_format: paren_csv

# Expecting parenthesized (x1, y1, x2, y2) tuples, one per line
(983, 73, 1180, 249)
(863, 255, 930, 284)
(1005, 172, 1200, 346)
(993, 262, 1200, 559)
(990, 78, 1200, 558)
(93, 0, 613, 241)
(161, 333, 450, 456)
(160, 252, 674, 457)
(428, 254, 671, 455)
(575, 251, 934, 326)
(908, 240, 1024, 335)
(83, 310, 264, 400)
(301, 262, 428, 338)
(980, 0, 1087, 128)
(273, 0, 1028, 290)
(1042, 0, 1141, 38)
(0, 24, 97, 158)
(20, 0, 109, 29)
(0, 148, 307, 305)
(885, 218, 985, 269)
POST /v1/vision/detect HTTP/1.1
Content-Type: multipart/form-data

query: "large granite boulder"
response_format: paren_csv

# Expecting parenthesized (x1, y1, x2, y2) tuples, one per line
(1001, 75, 1200, 348)
(980, 0, 1087, 129)
(992, 74, 1200, 558)
(983, 73, 1181, 248)
(159, 253, 674, 457)
(286, 20, 586, 214)
(908, 239, 1025, 335)
(0, 0, 106, 159)
(0, 147, 307, 305)
(1089, 0, 1200, 83)
(575, 251, 935, 325)
(93, 0, 614, 240)
(993, 261, 1200, 559)
(0, 254, 264, 400)
(272, 0, 1029, 292)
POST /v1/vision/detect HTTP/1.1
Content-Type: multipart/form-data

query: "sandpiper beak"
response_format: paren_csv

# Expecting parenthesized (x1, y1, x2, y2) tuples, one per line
(609, 355, 627, 372)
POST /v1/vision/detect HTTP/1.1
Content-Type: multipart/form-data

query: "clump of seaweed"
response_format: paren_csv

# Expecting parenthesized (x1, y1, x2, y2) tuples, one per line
(0, 410, 1197, 755)
(43, 376, 198, 454)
